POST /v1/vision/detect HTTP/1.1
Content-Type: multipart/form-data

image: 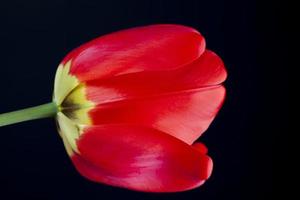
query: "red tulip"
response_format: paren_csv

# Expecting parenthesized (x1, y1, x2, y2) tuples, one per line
(0, 24, 227, 192)
(53, 24, 227, 192)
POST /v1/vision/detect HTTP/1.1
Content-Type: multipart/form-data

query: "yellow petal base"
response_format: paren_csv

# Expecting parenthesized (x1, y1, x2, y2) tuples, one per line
(53, 60, 95, 155)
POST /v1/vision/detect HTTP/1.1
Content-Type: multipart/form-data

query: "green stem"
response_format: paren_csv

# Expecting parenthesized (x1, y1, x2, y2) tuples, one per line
(0, 102, 58, 127)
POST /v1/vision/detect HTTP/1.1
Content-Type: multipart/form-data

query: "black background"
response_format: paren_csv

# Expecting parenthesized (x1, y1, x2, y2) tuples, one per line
(0, 0, 286, 199)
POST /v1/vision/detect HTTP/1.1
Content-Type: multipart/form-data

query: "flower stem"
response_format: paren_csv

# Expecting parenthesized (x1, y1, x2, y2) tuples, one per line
(0, 102, 58, 127)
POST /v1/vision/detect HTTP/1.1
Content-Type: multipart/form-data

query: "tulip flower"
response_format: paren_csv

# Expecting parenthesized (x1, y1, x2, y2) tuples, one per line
(0, 24, 227, 192)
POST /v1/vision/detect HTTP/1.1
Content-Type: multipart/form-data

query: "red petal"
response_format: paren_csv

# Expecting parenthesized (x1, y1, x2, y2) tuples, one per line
(62, 24, 205, 81)
(82, 50, 226, 104)
(193, 142, 208, 154)
(86, 86, 225, 144)
(72, 125, 212, 192)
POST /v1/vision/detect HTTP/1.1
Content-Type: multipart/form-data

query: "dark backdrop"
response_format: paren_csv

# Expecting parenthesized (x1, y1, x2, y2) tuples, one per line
(0, 0, 286, 199)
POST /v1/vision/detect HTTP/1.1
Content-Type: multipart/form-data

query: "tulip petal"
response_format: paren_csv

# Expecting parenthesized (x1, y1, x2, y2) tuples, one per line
(62, 25, 205, 81)
(67, 86, 224, 144)
(77, 50, 226, 103)
(72, 125, 212, 192)
(193, 142, 208, 154)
